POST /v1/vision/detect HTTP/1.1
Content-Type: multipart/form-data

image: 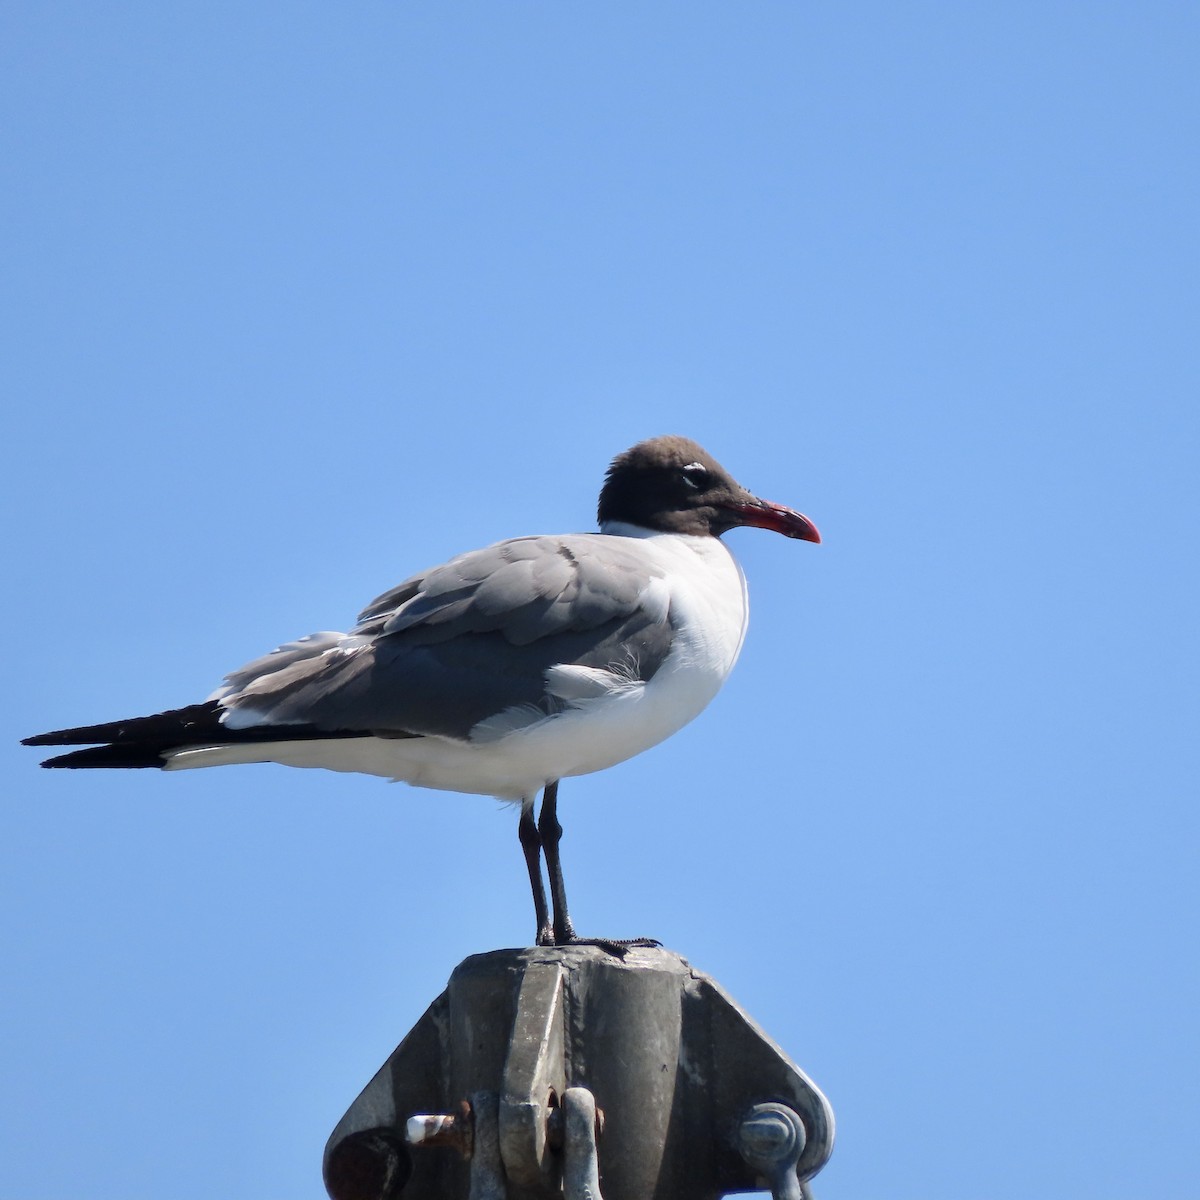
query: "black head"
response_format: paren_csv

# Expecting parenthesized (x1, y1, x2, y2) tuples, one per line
(597, 435, 821, 542)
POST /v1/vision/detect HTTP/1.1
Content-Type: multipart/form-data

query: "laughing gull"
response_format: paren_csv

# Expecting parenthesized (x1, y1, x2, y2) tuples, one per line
(25, 435, 819, 946)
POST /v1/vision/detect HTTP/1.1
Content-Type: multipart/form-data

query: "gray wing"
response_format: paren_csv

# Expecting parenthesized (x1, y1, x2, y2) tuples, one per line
(215, 535, 675, 740)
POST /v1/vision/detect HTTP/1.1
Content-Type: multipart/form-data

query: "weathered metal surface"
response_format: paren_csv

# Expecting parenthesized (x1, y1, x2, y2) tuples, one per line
(499, 959, 566, 1191)
(323, 945, 834, 1200)
(467, 1091, 506, 1200)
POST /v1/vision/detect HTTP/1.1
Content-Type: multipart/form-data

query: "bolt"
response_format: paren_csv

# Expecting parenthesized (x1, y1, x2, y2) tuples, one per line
(404, 1099, 473, 1158)
(736, 1103, 807, 1200)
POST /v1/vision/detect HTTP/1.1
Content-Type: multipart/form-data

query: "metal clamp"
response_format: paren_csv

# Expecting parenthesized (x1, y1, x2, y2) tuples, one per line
(736, 1102, 811, 1200)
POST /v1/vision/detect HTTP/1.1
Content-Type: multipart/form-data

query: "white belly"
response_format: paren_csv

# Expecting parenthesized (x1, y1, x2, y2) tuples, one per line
(167, 532, 750, 801)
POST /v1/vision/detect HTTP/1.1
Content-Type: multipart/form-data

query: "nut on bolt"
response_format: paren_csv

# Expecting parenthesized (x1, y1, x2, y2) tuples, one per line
(736, 1102, 808, 1200)
(736, 1101, 806, 1168)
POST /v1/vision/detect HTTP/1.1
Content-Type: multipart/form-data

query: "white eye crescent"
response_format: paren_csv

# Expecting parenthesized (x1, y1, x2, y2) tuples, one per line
(679, 462, 709, 490)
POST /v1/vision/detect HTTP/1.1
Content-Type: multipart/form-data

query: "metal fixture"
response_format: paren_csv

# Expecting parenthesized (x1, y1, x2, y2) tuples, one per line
(324, 945, 834, 1199)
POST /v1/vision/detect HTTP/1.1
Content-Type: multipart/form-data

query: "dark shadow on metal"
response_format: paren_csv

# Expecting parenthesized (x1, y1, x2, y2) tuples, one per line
(323, 945, 834, 1200)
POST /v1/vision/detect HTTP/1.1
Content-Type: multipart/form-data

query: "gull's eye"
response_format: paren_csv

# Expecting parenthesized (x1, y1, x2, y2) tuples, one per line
(678, 463, 710, 491)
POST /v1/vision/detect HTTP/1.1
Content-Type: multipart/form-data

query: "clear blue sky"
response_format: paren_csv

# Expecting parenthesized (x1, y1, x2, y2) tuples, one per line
(3, 4, 1196, 1198)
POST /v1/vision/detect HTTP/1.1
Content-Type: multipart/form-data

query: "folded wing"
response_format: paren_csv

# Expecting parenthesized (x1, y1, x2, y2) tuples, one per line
(213, 534, 675, 742)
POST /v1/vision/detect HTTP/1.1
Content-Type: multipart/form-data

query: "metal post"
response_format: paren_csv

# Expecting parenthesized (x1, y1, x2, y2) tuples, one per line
(323, 945, 834, 1200)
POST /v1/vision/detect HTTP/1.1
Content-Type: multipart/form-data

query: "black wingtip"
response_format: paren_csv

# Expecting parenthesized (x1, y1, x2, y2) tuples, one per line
(39, 746, 167, 769)
(22, 704, 223, 752)
(22, 704, 224, 768)
(24, 701, 374, 770)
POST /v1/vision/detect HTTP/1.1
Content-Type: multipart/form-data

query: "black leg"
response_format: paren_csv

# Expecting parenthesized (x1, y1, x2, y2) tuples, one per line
(538, 780, 576, 945)
(518, 800, 552, 946)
